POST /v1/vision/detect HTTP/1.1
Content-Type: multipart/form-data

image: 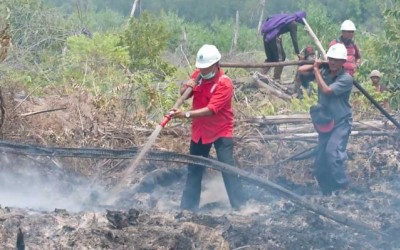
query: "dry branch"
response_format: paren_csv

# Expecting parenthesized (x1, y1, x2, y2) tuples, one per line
(20, 107, 67, 117)
(252, 72, 292, 101)
(241, 114, 310, 124)
(257, 73, 293, 94)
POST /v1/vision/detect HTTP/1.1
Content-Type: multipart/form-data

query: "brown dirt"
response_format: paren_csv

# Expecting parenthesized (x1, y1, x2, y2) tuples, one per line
(0, 83, 400, 249)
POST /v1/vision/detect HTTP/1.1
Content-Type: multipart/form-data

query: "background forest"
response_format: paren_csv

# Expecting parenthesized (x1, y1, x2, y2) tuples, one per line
(0, 0, 399, 124)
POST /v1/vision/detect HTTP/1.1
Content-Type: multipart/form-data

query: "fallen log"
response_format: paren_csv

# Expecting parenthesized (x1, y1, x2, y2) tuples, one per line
(257, 73, 294, 95)
(247, 122, 394, 134)
(220, 60, 314, 68)
(279, 121, 396, 134)
(0, 140, 384, 239)
(242, 115, 396, 130)
(252, 72, 292, 101)
(276, 123, 387, 134)
(242, 130, 395, 141)
(241, 114, 310, 124)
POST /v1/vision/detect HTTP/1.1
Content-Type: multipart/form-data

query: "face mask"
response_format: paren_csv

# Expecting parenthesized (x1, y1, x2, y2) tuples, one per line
(200, 71, 216, 79)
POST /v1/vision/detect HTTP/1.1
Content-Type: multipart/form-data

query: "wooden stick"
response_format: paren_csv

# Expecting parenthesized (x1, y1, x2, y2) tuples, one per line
(20, 107, 67, 117)
(302, 18, 327, 60)
(220, 60, 315, 68)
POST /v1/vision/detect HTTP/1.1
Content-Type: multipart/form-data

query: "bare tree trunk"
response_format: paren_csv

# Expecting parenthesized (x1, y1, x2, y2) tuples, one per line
(230, 11, 240, 53)
(257, 0, 266, 34)
(130, 0, 141, 18)
(180, 27, 192, 71)
(302, 18, 327, 60)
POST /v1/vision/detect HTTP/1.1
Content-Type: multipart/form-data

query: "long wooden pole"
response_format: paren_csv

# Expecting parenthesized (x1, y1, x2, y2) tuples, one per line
(220, 60, 314, 68)
(130, 0, 140, 18)
(302, 18, 327, 60)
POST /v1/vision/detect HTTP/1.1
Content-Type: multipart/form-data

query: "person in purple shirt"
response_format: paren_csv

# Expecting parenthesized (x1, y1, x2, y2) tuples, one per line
(261, 11, 306, 82)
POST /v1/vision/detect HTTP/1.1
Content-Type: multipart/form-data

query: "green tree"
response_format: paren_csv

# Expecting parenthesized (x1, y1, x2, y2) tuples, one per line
(120, 11, 176, 77)
(366, 0, 400, 89)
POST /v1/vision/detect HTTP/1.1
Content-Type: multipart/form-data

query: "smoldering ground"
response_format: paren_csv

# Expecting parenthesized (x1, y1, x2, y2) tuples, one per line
(2, 150, 400, 249)
(0, 154, 107, 212)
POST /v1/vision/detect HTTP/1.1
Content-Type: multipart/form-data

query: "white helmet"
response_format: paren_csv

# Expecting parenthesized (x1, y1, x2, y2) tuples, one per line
(340, 20, 356, 31)
(370, 70, 381, 78)
(326, 43, 347, 60)
(195, 44, 221, 68)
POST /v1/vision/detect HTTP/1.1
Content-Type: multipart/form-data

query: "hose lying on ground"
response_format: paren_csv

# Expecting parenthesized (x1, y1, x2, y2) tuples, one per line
(0, 140, 385, 239)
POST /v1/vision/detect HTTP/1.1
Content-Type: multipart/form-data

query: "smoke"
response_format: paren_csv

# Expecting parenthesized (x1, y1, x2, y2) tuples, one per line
(200, 171, 230, 207)
(0, 161, 106, 212)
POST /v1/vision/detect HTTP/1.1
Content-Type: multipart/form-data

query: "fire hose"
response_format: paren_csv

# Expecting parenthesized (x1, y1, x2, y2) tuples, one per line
(107, 75, 202, 201)
(0, 139, 386, 239)
(159, 75, 201, 127)
(353, 79, 400, 130)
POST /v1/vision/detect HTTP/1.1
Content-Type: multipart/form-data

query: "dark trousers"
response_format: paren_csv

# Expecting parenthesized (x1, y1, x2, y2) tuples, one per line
(314, 118, 352, 195)
(180, 138, 246, 211)
(263, 35, 285, 80)
(263, 35, 286, 62)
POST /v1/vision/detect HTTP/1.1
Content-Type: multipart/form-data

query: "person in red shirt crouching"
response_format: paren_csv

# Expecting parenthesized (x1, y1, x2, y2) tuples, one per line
(171, 44, 247, 211)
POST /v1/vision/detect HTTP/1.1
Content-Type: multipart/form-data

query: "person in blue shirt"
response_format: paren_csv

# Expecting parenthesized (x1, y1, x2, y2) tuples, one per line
(311, 43, 353, 195)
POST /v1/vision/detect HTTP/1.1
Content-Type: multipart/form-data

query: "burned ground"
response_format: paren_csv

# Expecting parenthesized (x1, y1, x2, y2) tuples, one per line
(0, 84, 399, 249)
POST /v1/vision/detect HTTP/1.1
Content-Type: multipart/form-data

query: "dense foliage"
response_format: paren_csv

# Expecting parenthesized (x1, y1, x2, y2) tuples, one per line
(1, 0, 399, 121)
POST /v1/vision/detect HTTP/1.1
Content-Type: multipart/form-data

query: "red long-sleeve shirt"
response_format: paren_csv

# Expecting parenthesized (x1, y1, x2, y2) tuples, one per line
(188, 69, 234, 144)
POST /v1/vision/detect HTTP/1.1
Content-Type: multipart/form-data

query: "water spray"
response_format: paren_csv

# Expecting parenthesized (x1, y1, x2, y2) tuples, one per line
(105, 76, 201, 204)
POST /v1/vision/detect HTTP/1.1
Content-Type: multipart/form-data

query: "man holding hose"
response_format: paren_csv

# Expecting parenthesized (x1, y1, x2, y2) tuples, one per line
(171, 44, 247, 211)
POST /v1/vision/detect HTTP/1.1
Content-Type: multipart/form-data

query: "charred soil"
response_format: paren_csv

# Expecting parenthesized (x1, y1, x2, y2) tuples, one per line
(0, 84, 399, 249)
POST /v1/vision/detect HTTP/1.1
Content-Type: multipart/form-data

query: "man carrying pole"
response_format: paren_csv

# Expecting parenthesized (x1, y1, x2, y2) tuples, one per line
(311, 43, 353, 195)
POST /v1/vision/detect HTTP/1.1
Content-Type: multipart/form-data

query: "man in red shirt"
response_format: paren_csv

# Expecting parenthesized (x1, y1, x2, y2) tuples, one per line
(172, 44, 247, 211)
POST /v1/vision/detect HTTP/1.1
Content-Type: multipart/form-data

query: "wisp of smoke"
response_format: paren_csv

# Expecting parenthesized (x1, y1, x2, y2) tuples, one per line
(0, 166, 106, 212)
